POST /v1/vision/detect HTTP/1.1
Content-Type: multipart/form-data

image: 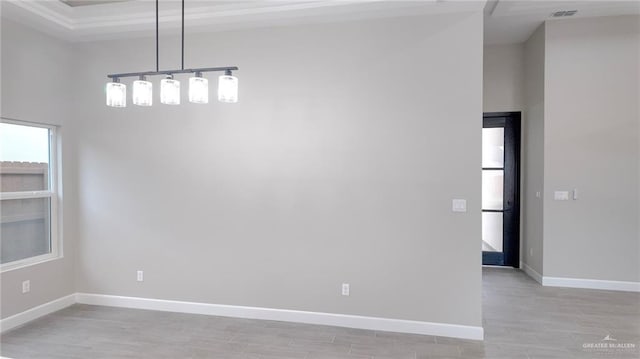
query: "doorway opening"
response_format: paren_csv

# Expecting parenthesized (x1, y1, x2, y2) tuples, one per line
(482, 112, 520, 267)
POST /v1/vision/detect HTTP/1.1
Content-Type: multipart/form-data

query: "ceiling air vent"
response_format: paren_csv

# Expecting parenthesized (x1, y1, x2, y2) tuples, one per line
(551, 10, 578, 18)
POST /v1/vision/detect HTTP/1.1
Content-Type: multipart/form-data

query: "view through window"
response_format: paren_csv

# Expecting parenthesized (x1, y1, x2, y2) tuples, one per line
(0, 121, 58, 267)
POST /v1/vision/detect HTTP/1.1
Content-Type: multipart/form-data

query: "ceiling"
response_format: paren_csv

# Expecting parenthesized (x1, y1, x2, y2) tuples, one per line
(1, 0, 485, 42)
(485, 0, 640, 45)
(60, 0, 131, 7)
(2, 1, 639, 44)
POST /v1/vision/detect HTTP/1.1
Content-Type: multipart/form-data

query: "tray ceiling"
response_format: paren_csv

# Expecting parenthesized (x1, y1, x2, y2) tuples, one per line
(2, 0, 485, 42)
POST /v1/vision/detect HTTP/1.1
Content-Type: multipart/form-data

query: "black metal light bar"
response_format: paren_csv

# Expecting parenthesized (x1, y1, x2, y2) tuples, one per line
(155, 0, 159, 72)
(108, 0, 238, 80)
(181, 0, 185, 70)
(107, 67, 238, 80)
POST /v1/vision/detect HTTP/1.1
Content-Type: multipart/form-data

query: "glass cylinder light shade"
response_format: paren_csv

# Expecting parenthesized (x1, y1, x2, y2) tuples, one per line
(106, 82, 126, 107)
(133, 80, 153, 106)
(189, 76, 209, 104)
(160, 78, 180, 105)
(217, 75, 238, 103)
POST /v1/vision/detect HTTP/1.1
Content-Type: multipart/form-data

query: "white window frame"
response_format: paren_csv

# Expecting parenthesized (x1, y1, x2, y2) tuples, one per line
(0, 118, 62, 272)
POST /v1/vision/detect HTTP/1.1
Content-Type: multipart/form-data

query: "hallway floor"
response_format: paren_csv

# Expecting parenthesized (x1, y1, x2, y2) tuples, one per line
(1, 268, 638, 358)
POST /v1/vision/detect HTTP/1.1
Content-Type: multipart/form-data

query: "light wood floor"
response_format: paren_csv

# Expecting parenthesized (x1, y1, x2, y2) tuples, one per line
(1, 268, 639, 358)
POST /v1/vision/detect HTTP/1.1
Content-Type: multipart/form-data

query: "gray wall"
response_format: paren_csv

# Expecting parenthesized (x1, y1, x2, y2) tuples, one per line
(522, 24, 546, 275)
(520, 15, 640, 283)
(71, 12, 484, 327)
(483, 44, 524, 113)
(0, 18, 77, 319)
(543, 15, 640, 282)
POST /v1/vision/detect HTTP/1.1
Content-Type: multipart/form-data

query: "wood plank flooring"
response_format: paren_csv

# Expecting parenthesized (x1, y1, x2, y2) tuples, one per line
(1, 268, 639, 358)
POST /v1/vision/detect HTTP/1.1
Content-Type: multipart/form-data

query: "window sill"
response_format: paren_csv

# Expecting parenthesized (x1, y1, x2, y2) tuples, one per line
(0, 254, 64, 274)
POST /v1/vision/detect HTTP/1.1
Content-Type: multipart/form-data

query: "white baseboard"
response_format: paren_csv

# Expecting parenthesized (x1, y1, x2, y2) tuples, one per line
(519, 262, 640, 292)
(75, 293, 484, 340)
(0, 293, 76, 333)
(542, 277, 640, 292)
(0, 292, 484, 340)
(520, 261, 543, 284)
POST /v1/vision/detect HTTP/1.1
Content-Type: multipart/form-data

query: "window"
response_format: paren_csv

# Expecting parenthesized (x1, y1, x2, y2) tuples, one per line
(0, 120, 60, 270)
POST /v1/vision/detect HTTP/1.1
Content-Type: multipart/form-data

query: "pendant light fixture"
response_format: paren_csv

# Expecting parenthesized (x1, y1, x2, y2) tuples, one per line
(218, 70, 239, 103)
(161, 75, 181, 105)
(133, 76, 152, 106)
(106, 0, 238, 107)
(189, 72, 208, 104)
(106, 80, 126, 107)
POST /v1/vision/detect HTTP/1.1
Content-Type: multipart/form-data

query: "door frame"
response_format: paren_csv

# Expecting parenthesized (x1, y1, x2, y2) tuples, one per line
(482, 112, 521, 267)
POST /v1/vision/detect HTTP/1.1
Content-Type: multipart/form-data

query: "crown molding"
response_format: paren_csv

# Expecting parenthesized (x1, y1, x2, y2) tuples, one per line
(4, 0, 74, 29)
(2, 0, 485, 42)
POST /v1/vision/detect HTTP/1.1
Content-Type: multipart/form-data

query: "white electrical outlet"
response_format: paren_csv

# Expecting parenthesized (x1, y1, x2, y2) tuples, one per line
(137, 270, 144, 282)
(341, 283, 350, 296)
(529, 248, 533, 257)
(535, 191, 541, 198)
(554, 191, 569, 201)
(22, 280, 30, 294)
(452, 199, 467, 212)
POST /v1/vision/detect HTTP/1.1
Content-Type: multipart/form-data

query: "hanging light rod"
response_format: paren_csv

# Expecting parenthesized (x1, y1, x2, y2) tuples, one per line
(107, 67, 238, 80)
(105, 0, 239, 107)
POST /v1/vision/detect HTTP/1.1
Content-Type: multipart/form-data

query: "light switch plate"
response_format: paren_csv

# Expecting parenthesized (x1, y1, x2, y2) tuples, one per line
(452, 199, 467, 212)
(554, 191, 569, 201)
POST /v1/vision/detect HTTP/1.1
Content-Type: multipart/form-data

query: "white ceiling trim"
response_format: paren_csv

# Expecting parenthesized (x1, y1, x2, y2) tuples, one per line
(5, 0, 74, 29)
(2, 0, 486, 41)
(72, 1, 396, 30)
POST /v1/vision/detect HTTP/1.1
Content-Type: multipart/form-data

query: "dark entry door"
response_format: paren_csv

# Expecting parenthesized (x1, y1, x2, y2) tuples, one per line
(482, 112, 520, 267)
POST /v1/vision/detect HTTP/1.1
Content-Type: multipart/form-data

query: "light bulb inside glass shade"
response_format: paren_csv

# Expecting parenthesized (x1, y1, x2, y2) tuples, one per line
(189, 76, 208, 104)
(133, 80, 153, 106)
(218, 75, 238, 103)
(106, 82, 126, 107)
(160, 77, 180, 105)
